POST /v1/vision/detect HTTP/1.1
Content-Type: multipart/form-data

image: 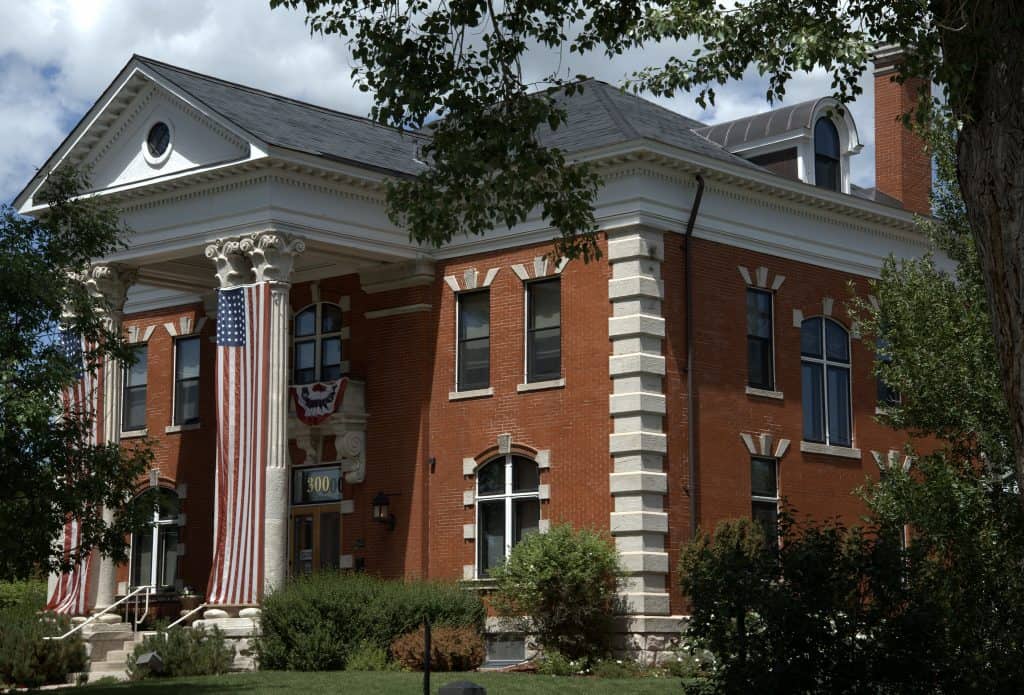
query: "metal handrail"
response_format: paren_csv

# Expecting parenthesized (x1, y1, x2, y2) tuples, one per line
(165, 602, 208, 631)
(44, 585, 155, 641)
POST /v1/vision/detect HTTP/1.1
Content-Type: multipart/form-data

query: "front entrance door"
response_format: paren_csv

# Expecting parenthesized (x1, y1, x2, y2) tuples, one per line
(290, 465, 344, 575)
(290, 508, 341, 575)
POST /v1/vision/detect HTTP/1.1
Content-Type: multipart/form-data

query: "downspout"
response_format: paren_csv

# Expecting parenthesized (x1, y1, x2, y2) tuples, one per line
(684, 173, 705, 540)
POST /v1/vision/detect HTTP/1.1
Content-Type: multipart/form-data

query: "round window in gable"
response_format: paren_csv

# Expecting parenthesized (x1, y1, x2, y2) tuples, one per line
(146, 122, 171, 159)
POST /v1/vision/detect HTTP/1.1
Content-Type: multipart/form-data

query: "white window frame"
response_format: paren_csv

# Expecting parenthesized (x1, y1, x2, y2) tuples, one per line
(475, 454, 539, 578)
(129, 489, 179, 590)
(171, 335, 201, 426)
(801, 317, 853, 447)
(291, 302, 344, 385)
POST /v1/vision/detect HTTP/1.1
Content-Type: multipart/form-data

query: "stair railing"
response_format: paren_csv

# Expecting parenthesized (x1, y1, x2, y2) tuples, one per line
(44, 585, 154, 641)
(165, 602, 208, 631)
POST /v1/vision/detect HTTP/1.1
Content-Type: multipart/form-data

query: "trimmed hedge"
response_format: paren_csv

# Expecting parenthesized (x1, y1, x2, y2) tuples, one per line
(127, 625, 235, 680)
(0, 606, 86, 688)
(255, 573, 485, 671)
(0, 580, 46, 610)
(390, 625, 485, 672)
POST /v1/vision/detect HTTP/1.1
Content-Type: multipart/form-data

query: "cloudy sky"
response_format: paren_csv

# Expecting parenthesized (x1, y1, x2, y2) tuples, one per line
(0, 0, 877, 206)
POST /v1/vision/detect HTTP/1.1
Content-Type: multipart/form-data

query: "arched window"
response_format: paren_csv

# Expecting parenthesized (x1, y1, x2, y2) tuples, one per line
(814, 118, 841, 191)
(801, 317, 851, 447)
(130, 488, 180, 590)
(476, 455, 540, 577)
(292, 303, 343, 384)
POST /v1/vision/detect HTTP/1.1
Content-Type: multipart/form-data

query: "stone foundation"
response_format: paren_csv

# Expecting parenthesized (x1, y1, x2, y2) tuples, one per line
(194, 607, 261, 671)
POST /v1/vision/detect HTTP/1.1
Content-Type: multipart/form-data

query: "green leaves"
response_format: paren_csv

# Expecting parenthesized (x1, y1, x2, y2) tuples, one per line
(0, 168, 151, 580)
(490, 524, 623, 662)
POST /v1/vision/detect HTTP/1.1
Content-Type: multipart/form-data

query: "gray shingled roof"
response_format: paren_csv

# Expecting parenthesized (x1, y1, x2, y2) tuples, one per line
(540, 80, 761, 170)
(137, 58, 764, 176)
(137, 56, 428, 176)
(695, 98, 829, 150)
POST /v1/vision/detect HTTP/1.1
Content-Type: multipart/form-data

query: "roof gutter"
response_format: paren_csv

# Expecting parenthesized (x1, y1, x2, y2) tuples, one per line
(683, 173, 706, 540)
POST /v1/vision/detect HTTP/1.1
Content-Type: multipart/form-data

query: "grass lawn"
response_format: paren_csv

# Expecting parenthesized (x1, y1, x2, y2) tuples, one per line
(67, 670, 685, 694)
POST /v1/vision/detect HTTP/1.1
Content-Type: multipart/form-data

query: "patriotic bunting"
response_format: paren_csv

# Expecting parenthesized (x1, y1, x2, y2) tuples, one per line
(45, 331, 99, 615)
(206, 284, 270, 606)
(290, 379, 348, 426)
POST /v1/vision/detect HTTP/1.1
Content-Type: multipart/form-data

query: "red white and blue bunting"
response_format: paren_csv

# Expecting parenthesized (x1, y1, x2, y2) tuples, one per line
(290, 378, 348, 426)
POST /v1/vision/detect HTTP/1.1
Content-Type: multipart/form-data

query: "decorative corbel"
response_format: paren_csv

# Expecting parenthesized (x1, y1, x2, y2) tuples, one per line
(336, 431, 365, 484)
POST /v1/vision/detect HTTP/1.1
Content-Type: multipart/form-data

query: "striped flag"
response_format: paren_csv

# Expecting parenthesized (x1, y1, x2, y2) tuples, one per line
(46, 331, 99, 615)
(206, 284, 271, 605)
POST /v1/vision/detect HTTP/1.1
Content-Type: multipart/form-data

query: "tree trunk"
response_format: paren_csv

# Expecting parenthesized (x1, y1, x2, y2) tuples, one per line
(951, 2, 1024, 494)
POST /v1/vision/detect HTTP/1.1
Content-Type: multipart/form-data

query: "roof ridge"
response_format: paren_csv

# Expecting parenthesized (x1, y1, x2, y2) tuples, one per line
(589, 81, 640, 141)
(590, 81, 708, 129)
(133, 54, 425, 139)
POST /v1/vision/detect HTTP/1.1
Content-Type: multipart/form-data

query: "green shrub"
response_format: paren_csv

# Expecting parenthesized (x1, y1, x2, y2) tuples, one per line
(255, 572, 485, 671)
(390, 625, 485, 672)
(345, 641, 401, 671)
(534, 651, 586, 676)
(0, 606, 86, 687)
(0, 580, 46, 610)
(491, 524, 623, 662)
(126, 625, 234, 680)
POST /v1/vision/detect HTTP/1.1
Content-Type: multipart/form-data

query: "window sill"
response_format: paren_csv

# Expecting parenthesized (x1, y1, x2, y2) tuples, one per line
(800, 441, 861, 460)
(460, 578, 499, 591)
(745, 386, 784, 400)
(516, 378, 565, 393)
(120, 429, 148, 439)
(449, 387, 494, 401)
(165, 423, 201, 434)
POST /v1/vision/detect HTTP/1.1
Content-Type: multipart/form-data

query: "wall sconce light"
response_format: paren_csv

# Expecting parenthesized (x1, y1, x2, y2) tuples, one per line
(372, 491, 396, 531)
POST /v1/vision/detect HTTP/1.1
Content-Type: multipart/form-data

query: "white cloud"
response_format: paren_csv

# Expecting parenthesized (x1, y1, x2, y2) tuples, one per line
(0, 1, 877, 205)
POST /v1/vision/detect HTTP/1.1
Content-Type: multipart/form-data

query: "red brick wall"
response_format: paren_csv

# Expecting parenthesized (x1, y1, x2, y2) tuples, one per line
(116, 304, 216, 594)
(874, 69, 931, 216)
(115, 230, 926, 614)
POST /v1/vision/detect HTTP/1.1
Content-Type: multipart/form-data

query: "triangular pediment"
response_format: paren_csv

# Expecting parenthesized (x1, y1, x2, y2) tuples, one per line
(15, 57, 261, 212)
(84, 81, 250, 190)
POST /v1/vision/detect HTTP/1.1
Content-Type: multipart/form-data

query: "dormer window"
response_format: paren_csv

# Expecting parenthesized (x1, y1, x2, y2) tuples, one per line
(814, 118, 841, 191)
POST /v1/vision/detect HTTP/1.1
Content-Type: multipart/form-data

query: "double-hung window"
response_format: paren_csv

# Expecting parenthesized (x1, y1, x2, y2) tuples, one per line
(751, 456, 779, 546)
(476, 455, 540, 577)
(122, 344, 148, 432)
(293, 303, 343, 385)
(801, 317, 852, 447)
(526, 278, 561, 382)
(875, 337, 900, 407)
(746, 288, 774, 390)
(173, 337, 200, 425)
(457, 291, 490, 391)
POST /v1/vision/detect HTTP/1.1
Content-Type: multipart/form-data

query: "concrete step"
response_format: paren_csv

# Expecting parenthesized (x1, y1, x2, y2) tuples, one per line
(89, 659, 128, 674)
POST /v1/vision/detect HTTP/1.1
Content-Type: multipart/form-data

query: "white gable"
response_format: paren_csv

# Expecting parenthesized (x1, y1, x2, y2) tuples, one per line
(85, 82, 249, 191)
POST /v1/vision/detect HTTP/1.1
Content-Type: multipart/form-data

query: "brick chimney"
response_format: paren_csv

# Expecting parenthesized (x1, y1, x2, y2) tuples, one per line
(872, 46, 931, 216)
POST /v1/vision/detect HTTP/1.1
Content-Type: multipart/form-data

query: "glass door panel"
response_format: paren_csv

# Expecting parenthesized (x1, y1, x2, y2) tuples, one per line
(292, 514, 314, 575)
(319, 512, 341, 570)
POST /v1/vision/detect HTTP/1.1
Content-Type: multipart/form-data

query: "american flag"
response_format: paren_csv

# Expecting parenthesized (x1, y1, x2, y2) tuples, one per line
(46, 330, 99, 615)
(207, 284, 271, 605)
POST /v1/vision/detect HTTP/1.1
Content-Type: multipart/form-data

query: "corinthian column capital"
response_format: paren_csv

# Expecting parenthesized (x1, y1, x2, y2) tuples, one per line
(84, 264, 137, 320)
(205, 238, 252, 289)
(241, 232, 305, 284)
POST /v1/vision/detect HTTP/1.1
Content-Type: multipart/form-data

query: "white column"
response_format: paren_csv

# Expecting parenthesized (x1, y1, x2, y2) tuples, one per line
(84, 264, 135, 614)
(607, 227, 670, 617)
(243, 232, 304, 596)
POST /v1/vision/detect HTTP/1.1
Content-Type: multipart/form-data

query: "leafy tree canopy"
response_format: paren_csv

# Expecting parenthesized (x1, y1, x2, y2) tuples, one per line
(273, 0, 1024, 489)
(0, 168, 150, 581)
